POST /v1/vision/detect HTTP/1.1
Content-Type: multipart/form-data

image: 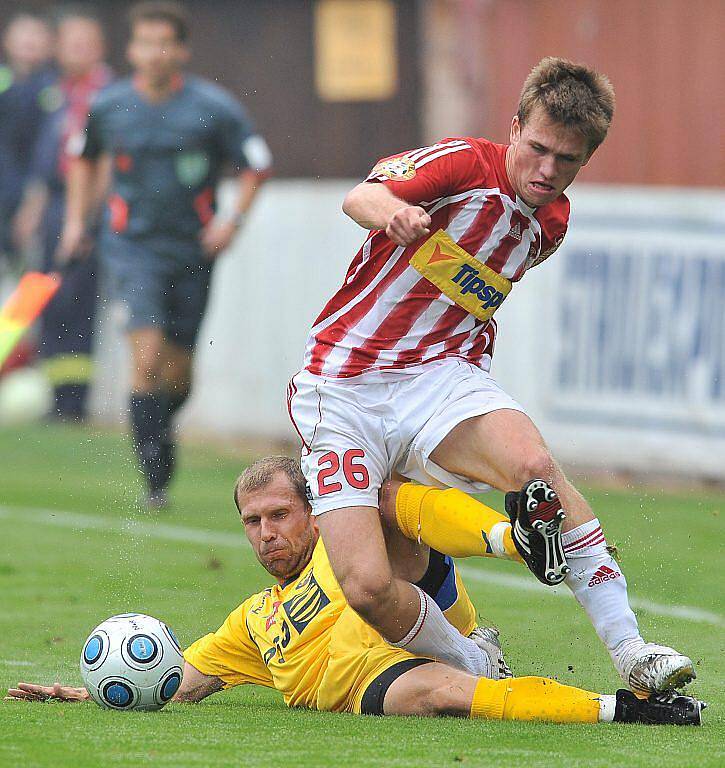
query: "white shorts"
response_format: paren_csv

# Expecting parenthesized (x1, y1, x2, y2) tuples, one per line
(287, 358, 526, 515)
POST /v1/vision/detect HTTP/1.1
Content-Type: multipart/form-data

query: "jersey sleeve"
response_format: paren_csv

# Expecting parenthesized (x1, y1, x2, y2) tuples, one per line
(183, 598, 274, 689)
(364, 139, 481, 204)
(27, 109, 61, 184)
(216, 97, 272, 175)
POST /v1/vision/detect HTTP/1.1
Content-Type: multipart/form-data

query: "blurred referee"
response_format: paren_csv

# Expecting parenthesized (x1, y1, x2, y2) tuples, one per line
(60, 2, 272, 507)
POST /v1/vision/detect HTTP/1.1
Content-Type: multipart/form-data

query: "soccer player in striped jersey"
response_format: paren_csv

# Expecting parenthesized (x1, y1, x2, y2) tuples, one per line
(7, 458, 704, 725)
(288, 57, 694, 696)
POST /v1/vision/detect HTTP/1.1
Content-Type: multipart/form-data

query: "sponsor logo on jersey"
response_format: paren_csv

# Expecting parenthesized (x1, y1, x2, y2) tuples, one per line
(283, 571, 330, 634)
(371, 155, 416, 180)
(264, 600, 283, 631)
(588, 564, 621, 587)
(249, 588, 273, 615)
(410, 230, 511, 322)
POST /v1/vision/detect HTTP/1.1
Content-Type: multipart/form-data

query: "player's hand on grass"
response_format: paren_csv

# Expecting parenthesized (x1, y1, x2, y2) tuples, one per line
(385, 206, 431, 246)
(200, 217, 239, 258)
(5, 682, 90, 703)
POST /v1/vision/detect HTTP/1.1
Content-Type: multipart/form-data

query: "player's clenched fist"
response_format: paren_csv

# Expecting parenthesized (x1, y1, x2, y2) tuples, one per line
(385, 206, 431, 246)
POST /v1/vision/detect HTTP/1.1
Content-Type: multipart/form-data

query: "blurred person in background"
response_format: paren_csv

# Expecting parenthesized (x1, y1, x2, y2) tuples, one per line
(13, 7, 112, 421)
(59, 1, 272, 507)
(0, 12, 55, 270)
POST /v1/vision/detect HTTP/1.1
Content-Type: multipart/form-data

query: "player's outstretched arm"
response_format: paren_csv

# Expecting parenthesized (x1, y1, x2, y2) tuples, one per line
(5, 663, 223, 705)
(342, 182, 430, 246)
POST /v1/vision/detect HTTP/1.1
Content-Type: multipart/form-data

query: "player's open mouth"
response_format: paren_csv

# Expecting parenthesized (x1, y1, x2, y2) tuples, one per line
(529, 181, 554, 193)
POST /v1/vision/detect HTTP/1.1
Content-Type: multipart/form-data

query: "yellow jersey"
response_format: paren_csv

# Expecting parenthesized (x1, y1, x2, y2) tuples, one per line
(184, 540, 477, 713)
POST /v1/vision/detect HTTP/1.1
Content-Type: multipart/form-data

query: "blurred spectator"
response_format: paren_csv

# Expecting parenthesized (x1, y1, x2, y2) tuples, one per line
(13, 8, 112, 421)
(0, 12, 55, 268)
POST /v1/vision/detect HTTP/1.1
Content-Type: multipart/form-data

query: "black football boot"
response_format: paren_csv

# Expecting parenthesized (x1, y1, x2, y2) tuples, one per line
(505, 479, 570, 585)
(614, 689, 705, 725)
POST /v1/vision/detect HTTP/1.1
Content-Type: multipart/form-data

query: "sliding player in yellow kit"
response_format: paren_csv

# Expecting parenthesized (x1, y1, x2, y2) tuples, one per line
(8, 458, 704, 725)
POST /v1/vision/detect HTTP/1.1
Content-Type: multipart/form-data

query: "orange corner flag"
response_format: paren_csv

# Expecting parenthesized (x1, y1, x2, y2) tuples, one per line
(0, 272, 61, 367)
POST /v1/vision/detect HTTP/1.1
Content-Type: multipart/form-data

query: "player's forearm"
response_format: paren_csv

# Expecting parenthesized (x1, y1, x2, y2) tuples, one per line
(231, 169, 264, 219)
(342, 182, 410, 231)
(64, 157, 99, 228)
(173, 661, 224, 703)
(12, 182, 49, 247)
(92, 155, 113, 215)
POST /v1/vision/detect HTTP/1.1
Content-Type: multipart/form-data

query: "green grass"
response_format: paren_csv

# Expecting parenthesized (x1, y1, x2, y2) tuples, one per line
(0, 423, 723, 767)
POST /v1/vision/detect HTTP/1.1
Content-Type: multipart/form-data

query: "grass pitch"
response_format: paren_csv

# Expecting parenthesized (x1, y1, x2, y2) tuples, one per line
(0, 423, 723, 767)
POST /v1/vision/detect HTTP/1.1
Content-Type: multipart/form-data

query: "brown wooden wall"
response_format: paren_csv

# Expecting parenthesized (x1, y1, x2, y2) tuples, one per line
(1, 0, 422, 178)
(3, 0, 722, 185)
(455, 0, 724, 187)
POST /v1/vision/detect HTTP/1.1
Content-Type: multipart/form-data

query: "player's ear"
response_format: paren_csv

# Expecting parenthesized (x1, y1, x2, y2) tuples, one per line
(510, 115, 521, 144)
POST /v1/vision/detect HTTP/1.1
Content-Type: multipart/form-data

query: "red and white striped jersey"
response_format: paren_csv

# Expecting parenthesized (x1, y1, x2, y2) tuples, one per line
(304, 137, 569, 380)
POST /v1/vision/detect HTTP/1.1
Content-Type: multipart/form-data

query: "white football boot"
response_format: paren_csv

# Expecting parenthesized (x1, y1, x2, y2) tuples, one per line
(613, 640, 696, 695)
(469, 626, 513, 680)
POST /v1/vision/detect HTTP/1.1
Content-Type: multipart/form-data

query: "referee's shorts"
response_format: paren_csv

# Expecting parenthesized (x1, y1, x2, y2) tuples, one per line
(102, 234, 211, 350)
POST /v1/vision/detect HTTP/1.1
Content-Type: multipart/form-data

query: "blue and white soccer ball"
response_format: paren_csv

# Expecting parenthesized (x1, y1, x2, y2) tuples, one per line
(80, 613, 184, 711)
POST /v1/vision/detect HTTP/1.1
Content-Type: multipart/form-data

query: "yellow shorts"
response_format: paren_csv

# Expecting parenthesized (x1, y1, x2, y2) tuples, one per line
(315, 605, 432, 714)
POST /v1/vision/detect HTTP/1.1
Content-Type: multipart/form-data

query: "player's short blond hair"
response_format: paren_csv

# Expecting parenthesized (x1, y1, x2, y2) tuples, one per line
(234, 456, 308, 513)
(518, 57, 615, 152)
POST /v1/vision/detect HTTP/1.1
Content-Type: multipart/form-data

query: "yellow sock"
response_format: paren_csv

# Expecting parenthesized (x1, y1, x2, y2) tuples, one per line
(442, 568, 478, 637)
(396, 483, 521, 561)
(470, 676, 601, 724)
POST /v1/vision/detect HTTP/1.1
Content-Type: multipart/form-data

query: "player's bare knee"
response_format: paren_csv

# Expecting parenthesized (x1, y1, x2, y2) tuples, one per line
(132, 361, 162, 390)
(338, 572, 395, 624)
(510, 448, 556, 489)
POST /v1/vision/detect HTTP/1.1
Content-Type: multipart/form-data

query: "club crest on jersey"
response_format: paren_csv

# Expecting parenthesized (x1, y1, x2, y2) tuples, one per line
(372, 155, 416, 180)
(410, 230, 512, 323)
(175, 151, 210, 186)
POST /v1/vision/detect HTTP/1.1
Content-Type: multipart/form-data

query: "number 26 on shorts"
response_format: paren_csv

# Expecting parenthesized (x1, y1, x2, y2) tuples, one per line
(317, 449, 370, 495)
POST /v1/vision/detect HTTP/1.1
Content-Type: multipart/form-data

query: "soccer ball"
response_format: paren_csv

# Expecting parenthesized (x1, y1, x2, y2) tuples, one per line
(0, 366, 52, 425)
(80, 613, 184, 711)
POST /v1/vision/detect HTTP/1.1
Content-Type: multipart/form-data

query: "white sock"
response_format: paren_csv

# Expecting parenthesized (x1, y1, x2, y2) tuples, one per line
(388, 585, 494, 678)
(562, 519, 642, 667)
(598, 694, 617, 722)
